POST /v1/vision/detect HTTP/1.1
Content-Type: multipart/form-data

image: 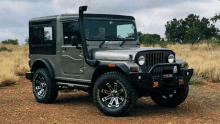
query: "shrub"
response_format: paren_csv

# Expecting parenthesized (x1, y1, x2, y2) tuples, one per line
(1, 39, 19, 45)
(0, 47, 13, 52)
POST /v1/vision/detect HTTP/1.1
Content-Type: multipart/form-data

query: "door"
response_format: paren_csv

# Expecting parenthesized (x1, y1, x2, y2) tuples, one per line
(61, 21, 84, 74)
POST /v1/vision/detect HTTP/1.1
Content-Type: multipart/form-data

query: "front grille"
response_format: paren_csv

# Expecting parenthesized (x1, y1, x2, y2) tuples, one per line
(146, 53, 164, 66)
(146, 53, 164, 78)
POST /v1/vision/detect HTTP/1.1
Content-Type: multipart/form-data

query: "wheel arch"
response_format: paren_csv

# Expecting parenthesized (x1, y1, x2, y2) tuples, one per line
(31, 58, 55, 79)
(91, 63, 130, 84)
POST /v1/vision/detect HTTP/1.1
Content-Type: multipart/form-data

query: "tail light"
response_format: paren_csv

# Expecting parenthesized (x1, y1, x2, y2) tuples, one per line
(28, 60, 31, 68)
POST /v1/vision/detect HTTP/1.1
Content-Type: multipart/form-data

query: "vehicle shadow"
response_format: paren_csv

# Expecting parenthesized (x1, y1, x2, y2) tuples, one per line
(54, 91, 203, 117)
(54, 91, 94, 104)
(128, 99, 203, 117)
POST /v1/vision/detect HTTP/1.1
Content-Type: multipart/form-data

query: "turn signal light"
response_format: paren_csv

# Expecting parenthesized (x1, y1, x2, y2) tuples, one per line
(108, 64, 115, 67)
(184, 63, 188, 67)
(153, 81, 158, 88)
(131, 67, 138, 72)
(179, 79, 184, 85)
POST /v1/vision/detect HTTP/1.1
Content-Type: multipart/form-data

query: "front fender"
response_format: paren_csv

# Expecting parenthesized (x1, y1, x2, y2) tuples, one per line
(98, 61, 140, 73)
(175, 58, 188, 68)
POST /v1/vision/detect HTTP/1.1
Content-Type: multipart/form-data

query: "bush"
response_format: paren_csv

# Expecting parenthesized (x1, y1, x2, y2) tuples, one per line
(157, 41, 169, 48)
(0, 47, 13, 52)
(1, 39, 19, 45)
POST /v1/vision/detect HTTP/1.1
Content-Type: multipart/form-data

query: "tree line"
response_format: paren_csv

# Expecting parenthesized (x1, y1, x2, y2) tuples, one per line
(139, 13, 220, 45)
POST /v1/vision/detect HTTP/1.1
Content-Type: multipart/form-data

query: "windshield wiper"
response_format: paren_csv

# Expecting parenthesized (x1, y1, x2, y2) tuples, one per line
(105, 35, 118, 39)
(99, 41, 105, 48)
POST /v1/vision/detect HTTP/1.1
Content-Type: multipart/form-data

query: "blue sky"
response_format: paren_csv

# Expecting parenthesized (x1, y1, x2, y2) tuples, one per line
(1, 0, 220, 45)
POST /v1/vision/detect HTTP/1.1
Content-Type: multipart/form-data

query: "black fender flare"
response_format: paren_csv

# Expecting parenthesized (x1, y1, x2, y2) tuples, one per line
(31, 58, 55, 79)
(99, 63, 130, 73)
(91, 62, 130, 83)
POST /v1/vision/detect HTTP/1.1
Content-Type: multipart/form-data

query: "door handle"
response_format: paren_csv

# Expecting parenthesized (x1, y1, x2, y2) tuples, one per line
(62, 48, 66, 52)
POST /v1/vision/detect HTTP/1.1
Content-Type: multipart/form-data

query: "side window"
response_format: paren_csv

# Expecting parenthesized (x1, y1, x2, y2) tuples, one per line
(31, 25, 53, 45)
(63, 22, 81, 46)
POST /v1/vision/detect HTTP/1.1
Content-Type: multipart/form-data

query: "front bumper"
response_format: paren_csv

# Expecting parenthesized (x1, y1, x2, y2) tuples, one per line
(127, 63, 193, 90)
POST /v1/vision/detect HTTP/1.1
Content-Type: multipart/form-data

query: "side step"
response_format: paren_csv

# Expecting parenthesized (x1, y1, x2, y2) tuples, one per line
(56, 82, 92, 92)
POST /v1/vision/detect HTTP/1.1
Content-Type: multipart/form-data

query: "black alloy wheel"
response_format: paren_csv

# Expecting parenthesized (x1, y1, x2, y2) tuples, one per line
(32, 68, 58, 103)
(93, 71, 138, 116)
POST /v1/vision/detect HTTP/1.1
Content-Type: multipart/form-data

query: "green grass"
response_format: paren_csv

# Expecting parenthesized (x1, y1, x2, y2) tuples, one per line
(0, 47, 12, 52)
(189, 80, 199, 85)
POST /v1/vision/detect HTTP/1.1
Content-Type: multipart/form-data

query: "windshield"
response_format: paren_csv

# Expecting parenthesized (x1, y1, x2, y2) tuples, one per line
(84, 20, 137, 41)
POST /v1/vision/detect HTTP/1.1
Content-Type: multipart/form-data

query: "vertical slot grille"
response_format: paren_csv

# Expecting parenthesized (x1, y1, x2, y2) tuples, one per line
(146, 52, 164, 77)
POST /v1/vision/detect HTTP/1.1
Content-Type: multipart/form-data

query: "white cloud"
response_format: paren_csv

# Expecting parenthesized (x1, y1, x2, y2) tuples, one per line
(0, 0, 220, 44)
(0, 1, 31, 14)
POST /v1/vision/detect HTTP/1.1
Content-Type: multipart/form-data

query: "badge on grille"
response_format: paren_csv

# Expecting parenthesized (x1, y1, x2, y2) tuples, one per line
(163, 74, 173, 78)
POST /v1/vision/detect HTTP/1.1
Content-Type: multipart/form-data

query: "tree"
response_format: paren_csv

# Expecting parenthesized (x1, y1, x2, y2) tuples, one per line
(165, 14, 219, 44)
(137, 31, 145, 43)
(165, 18, 184, 43)
(184, 27, 201, 45)
(25, 37, 29, 45)
(141, 33, 161, 45)
(211, 12, 220, 23)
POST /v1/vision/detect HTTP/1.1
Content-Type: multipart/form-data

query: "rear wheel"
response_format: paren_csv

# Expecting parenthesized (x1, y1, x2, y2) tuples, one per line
(150, 85, 189, 107)
(93, 71, 138, 116)
(32, 68, 58, 103)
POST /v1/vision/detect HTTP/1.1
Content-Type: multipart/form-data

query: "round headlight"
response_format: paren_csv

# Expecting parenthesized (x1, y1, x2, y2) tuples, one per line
(168, 54, 174, 63)
(138, 56, 145, 65)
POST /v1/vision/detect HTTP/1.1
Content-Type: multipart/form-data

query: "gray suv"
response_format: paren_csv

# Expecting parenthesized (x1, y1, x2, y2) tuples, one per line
(26, 6, 193, 116)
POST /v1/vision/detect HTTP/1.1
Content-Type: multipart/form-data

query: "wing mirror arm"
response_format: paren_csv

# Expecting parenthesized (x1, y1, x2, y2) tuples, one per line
(76, 44, 82, 49)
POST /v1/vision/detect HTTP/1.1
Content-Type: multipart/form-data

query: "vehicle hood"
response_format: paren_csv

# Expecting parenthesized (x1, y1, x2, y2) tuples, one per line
(90, 47, 170, 61)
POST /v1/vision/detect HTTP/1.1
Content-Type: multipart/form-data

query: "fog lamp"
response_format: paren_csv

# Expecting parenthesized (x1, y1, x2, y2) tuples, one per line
(179, 79, 184, 85)
(153, 81, 158, 88)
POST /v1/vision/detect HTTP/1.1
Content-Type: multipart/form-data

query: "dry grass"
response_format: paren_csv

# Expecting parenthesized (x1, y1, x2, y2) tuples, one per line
(1, 40, 220, 86)
(0, 43, 29, 86)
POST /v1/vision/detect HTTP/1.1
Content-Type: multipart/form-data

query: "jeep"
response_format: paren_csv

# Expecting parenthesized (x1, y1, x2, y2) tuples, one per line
(26, 6, 193, 116)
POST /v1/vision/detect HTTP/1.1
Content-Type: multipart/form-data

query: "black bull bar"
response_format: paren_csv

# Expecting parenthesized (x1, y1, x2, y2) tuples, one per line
(127, 63, 193, 90)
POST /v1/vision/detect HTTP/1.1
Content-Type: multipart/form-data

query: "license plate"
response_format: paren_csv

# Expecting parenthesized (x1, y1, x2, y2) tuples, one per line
(163, 74, 173, 78)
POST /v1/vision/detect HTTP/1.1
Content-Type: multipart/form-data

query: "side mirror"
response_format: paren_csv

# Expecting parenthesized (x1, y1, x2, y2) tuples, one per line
(71, 35, 78, 46)
(71, 35, 82, 49)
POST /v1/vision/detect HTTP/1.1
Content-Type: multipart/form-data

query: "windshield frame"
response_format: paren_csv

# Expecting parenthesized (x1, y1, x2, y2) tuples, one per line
(83, 19, 138, 41)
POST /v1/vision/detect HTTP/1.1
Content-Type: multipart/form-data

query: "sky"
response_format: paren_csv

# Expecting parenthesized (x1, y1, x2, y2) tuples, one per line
(1, 0, 220, 45)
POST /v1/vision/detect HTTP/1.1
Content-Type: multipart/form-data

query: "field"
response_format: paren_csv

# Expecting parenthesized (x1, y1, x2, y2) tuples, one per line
(0, 43, 29, 86)
(0, 41, 220, 123)
(1, 41, 220, 86)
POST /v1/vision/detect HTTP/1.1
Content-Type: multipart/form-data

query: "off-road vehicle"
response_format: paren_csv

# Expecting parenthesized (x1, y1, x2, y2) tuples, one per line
(26, 6, 193, 116)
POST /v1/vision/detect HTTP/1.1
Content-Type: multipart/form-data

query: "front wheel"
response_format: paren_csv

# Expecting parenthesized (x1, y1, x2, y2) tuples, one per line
(93, 71, 138, 117)
(150, 85, 189, 107)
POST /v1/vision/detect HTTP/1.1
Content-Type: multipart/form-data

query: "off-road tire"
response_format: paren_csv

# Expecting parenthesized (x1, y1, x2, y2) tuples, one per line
(32, 68, 58, 103)
(93, 71, 138, 117)
(150, 85, 189, 107)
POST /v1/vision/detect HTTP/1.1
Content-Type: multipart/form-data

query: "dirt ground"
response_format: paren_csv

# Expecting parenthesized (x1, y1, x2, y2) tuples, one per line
(0, 76, 220, 124)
